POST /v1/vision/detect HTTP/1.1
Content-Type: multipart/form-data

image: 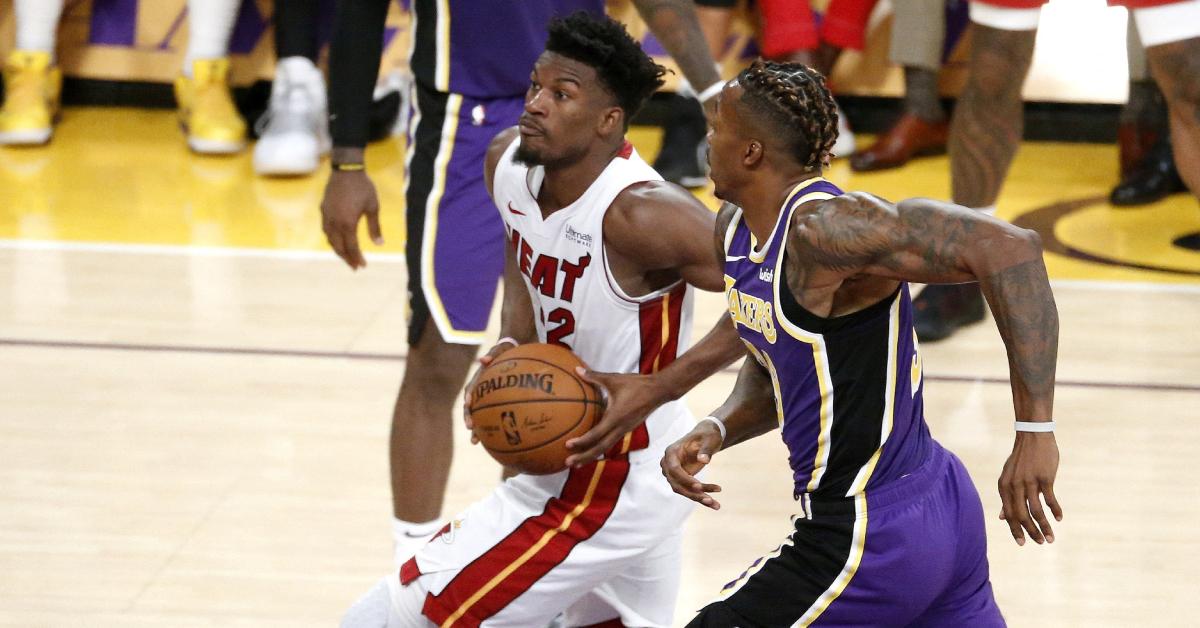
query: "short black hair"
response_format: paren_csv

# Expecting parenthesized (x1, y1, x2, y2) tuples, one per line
(545, 12, 667, 123)
(736, 59, 839, 169)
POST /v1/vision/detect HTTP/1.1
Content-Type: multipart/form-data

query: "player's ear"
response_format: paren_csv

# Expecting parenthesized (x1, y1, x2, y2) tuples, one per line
(744, 139, 764, 168)
(599, 106, 623, 136)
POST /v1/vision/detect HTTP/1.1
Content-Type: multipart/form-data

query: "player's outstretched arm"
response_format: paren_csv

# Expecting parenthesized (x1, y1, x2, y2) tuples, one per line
(661, 355, 778, 509)
(321, 0, 391, 269)
(630, 0, 723, 117)
(564, 193, 745, 466)
(789, 194, 1062, 546)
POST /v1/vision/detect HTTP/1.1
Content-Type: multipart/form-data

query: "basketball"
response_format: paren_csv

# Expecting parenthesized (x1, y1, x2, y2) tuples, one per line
(468, 343, 603, 475)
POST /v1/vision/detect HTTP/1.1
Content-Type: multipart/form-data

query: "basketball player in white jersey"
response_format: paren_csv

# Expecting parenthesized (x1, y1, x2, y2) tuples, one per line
(339, 12, 743, 627)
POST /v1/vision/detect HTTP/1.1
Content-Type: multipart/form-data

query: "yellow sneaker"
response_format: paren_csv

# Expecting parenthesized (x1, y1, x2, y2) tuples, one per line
(175, 58, 247, 154)
(0, 50, 61, 146)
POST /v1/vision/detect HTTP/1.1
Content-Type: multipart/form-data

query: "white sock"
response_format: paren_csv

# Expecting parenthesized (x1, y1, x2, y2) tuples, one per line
(392, 517, 443, 568)
(183, 0, 241, 76)
(15, 0, 66, 58)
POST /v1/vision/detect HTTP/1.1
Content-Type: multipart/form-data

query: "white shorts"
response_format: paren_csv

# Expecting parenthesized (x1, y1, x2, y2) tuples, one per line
(969, 2, 1042, 31)
(1133, 0, 1200, 47)
(383, 412, 696, 628)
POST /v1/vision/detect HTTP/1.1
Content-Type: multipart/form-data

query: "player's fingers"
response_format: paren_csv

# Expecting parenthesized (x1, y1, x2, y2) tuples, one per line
(564, 413, 613, 450)
(366, 209, 384, 246)
(574, 366, 610, 388)
(343, 229, 365, 268)
(324, 228, 352, 268)
(565, 437, 614, 468)
(1010, 482, 1044, 545)
(1024, 482, 1054, 543)
(1015, 482, 1045, 545)
(661, 449, 707, 501)
(479, 354, 494, 366)
(1043, 483, 1064, 522)
(999, 484, 1025, 546)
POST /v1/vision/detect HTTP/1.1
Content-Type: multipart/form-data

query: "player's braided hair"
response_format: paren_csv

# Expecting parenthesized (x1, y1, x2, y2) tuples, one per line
(545, 12, 667, 125)
(736, 59, 839, 169)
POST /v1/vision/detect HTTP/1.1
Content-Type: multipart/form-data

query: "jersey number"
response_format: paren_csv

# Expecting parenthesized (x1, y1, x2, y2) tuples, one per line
(546, 307, 575, 347)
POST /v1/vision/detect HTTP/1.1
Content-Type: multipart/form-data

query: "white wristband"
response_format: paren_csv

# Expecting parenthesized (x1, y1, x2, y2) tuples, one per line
(1015, 420, 1055, 433)
(696, 81, 725, 104)
(699, 416, 727, 442)
(494, 337, 519, 350)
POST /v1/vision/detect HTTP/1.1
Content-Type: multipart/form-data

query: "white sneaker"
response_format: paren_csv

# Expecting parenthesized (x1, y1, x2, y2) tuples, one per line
(831, 103, 855, 159)
(253, 56, 330, 176)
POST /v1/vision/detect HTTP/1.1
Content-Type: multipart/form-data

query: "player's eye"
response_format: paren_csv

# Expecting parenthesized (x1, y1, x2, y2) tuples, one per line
(555, 90, 568, 101)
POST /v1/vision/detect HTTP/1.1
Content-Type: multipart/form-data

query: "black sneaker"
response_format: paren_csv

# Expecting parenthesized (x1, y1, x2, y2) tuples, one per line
(653, 93, 708, 189)
(913, 283, 986, 342)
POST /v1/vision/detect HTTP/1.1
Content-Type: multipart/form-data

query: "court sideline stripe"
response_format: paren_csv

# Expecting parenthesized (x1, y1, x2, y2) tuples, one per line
(3, 240, 1200, 295)
(3, 337, 1198, 394)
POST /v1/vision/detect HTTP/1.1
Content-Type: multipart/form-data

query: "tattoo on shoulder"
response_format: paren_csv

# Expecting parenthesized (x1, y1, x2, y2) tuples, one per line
(788, 195, 981, 276)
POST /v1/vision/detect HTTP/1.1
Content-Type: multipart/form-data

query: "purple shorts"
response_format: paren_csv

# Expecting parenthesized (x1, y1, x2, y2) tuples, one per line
(689, 443, 1005, 627)
(404, 81, 526, 346)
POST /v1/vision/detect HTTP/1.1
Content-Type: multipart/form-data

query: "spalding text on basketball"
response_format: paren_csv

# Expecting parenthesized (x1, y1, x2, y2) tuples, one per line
(475, 373, 556, 401)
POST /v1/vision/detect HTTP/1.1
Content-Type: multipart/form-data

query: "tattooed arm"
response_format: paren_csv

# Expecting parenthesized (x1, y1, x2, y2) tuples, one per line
(631, 0, 723, 116)
(788, 193, 1062, 546)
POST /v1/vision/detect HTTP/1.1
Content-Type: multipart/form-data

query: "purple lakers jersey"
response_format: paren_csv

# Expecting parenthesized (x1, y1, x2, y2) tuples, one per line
(410, 0, 605, 98)
(723, 178, 932, 498)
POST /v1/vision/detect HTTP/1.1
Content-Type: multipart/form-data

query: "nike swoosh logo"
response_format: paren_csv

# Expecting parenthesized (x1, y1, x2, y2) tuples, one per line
(725, 255, 746, 262)
(507, 202, 526, 216)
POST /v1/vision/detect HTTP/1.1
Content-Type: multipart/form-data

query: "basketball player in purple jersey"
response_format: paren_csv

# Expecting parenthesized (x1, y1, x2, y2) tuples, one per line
(662, 60, 1063, 626)
(318, 0, 722, 565)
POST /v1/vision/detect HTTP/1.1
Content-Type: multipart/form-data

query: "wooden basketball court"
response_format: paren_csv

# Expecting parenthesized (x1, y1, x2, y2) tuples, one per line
(2, 109, 1198, 626)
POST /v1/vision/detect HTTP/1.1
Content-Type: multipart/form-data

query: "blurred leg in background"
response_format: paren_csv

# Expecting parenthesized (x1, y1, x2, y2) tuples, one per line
(177, 0, 246, 154)
(851, 0, 950, 172)
(254, 0, 331, 176)
(0, 0, 65, 145)
(1111, 11, 1185, 206)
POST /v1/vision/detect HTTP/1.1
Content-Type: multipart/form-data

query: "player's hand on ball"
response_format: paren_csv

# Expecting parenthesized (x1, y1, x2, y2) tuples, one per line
(564, 368, 669, 467)
(320, 170, 383, 270)
(462, 341, 518, 444)
(661, 421, 724, 510)
(998, 432, 1063, 546)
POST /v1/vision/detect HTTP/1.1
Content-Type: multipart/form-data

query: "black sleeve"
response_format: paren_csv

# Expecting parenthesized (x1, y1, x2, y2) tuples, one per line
(328, 0, 392, 148)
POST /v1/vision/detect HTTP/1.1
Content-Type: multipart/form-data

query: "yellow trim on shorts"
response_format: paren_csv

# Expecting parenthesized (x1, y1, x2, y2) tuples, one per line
(440, 460, 609, 627)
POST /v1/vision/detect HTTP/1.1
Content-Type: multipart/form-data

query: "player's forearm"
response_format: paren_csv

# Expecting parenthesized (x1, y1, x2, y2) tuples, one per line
(653, 315, 744, 403)
(632, 0, 722, 94)
(499, 245, 538, 344)
(710, 357, 778, 450)
(977, 236, 1059, 422)
(329, 0, 390, 150)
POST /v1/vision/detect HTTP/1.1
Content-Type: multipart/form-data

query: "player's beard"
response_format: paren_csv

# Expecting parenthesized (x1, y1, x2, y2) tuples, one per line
(513, 139, 545, 167)
(513, 139, 587, 170)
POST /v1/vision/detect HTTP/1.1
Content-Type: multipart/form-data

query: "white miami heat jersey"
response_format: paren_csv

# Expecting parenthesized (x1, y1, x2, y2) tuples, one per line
(492, 136, 695, 457)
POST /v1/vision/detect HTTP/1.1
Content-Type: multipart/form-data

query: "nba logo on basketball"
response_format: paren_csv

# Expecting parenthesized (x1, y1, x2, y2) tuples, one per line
(501, 411, 521, 446)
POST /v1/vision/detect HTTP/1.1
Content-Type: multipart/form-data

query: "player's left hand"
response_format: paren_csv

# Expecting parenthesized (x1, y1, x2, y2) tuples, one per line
(563, 368, 671, 467)
(998, 432, 1063, 546)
